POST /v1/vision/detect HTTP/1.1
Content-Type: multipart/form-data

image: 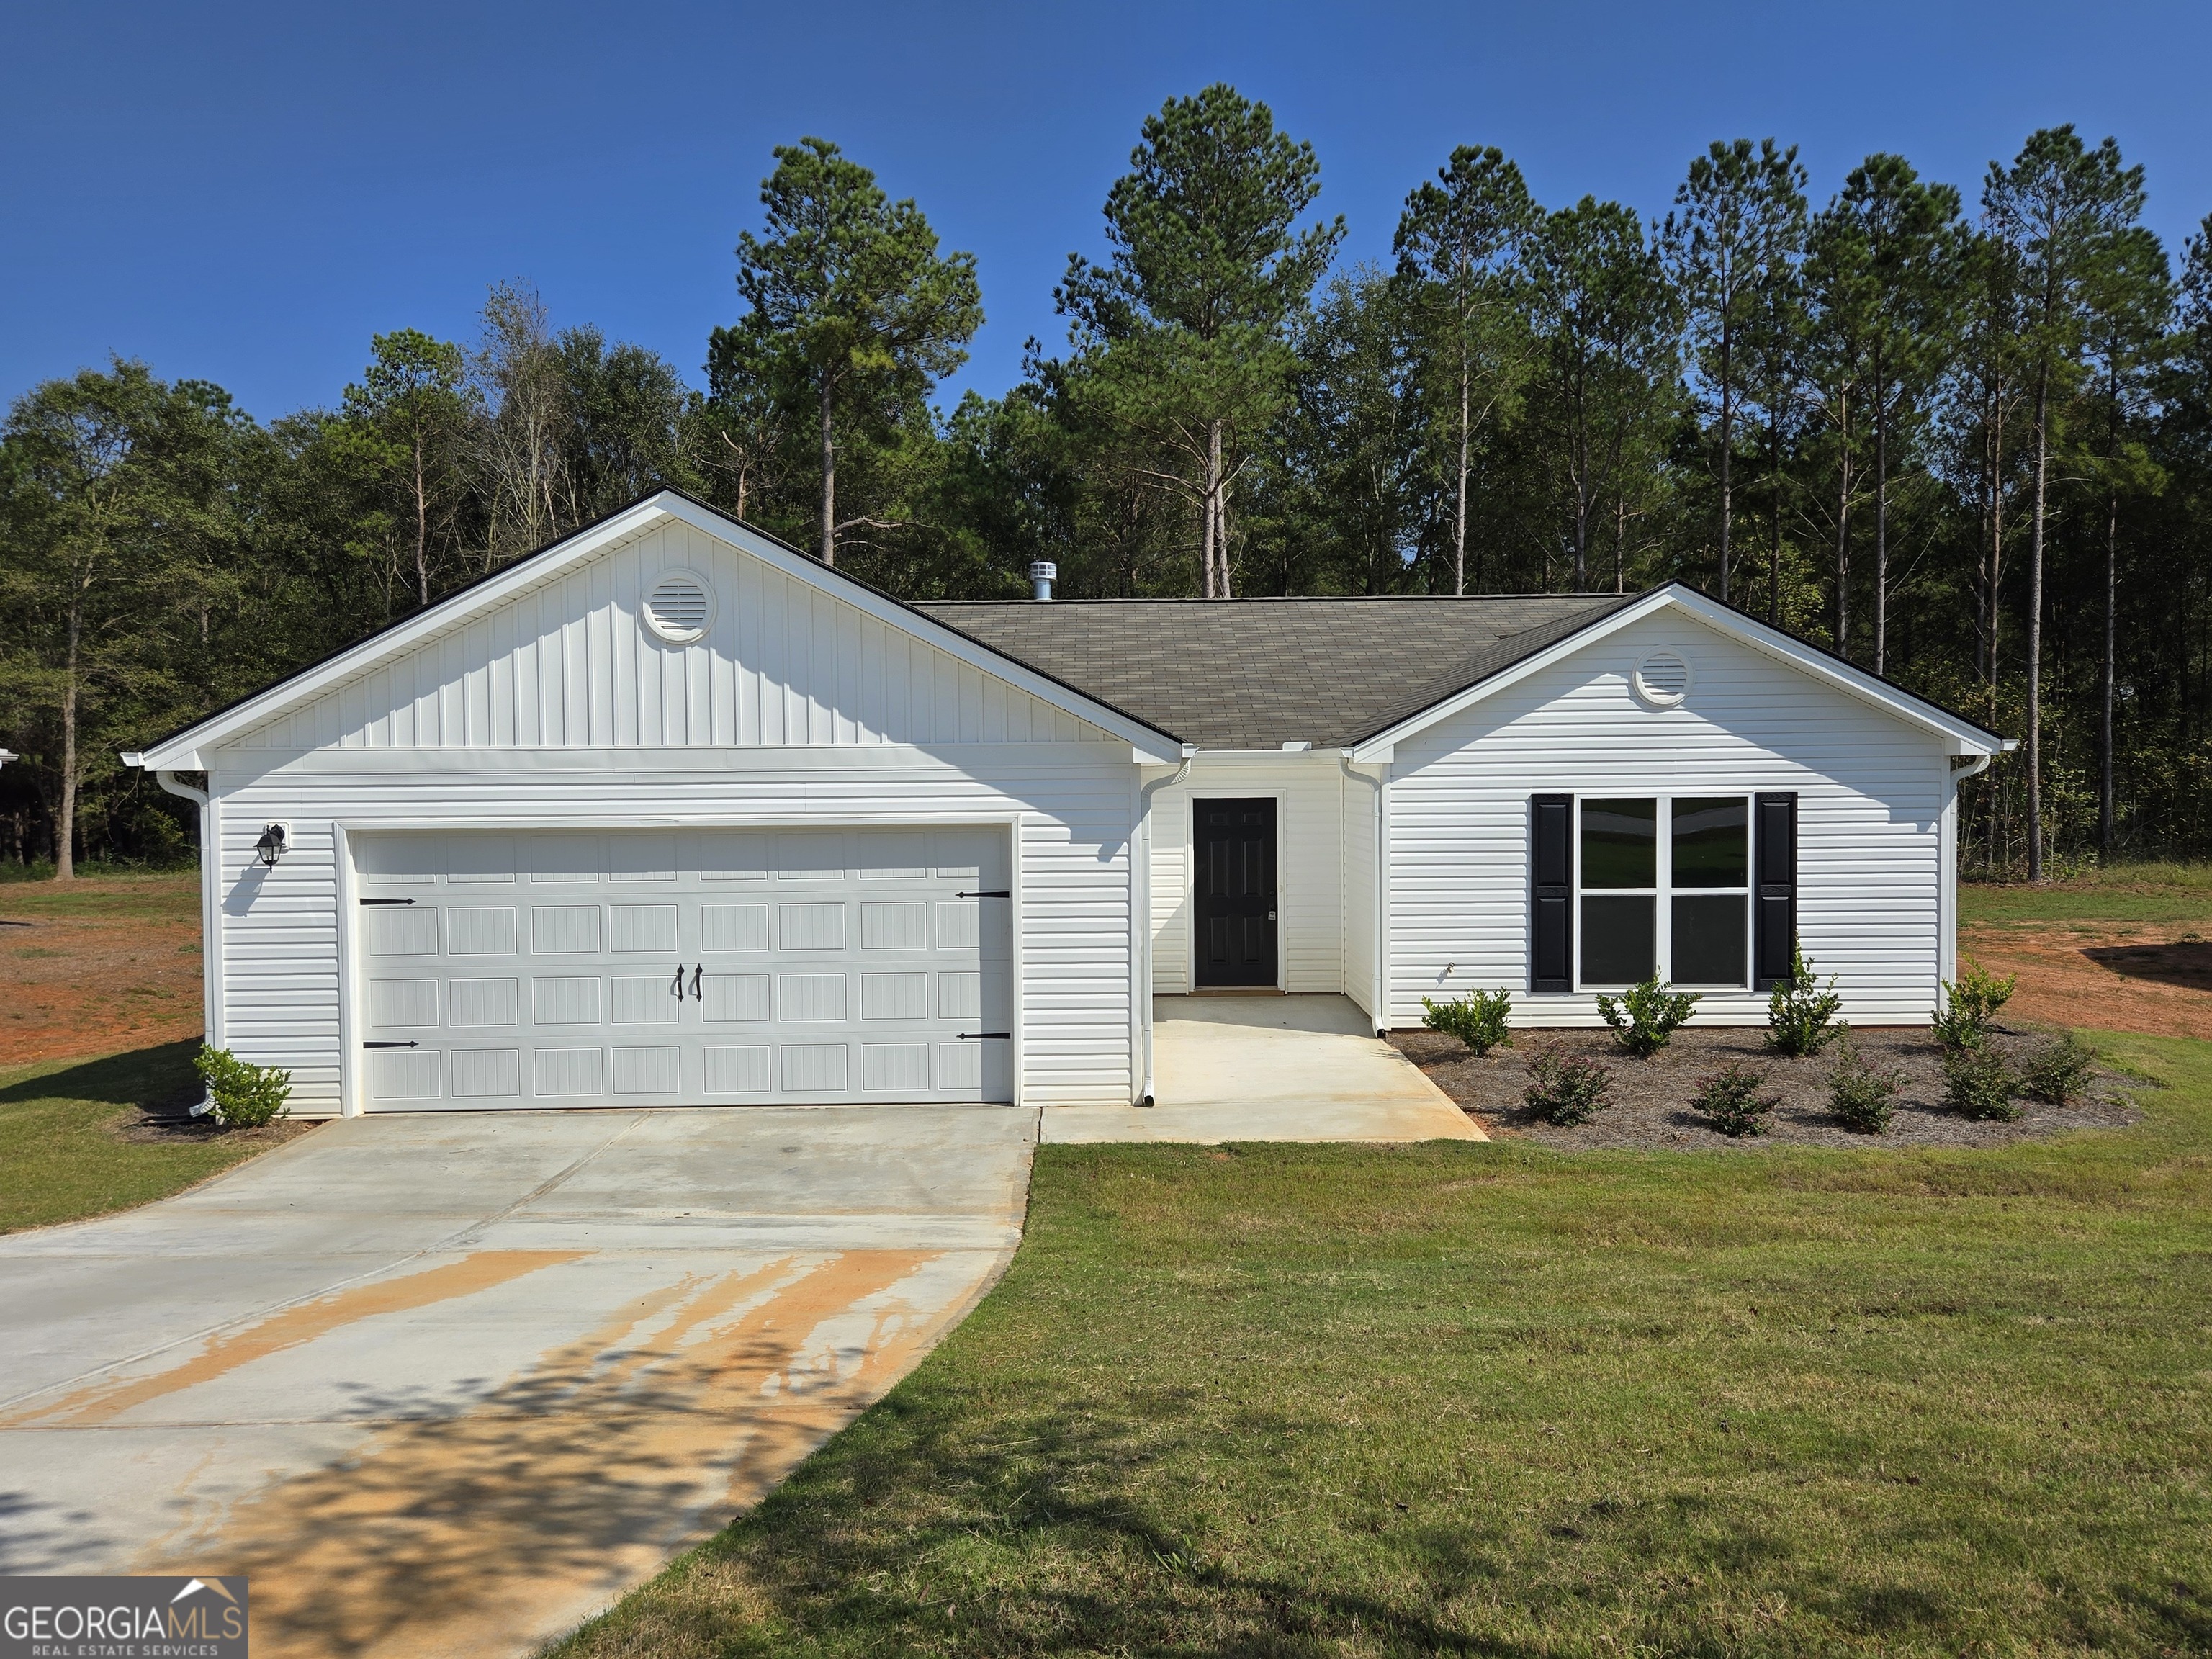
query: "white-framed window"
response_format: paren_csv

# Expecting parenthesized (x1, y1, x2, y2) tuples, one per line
(1575, 795, 1750, 989)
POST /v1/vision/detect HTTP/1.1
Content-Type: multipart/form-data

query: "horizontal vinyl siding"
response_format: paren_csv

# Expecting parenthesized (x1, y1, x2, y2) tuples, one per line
(210, 752, 1136, 1111)
(229, 520, 1108, 752)
(1148, 757, 1344, 995)
(1386, 610, 1950, 1028)
(1342, 770, 1376, 1018)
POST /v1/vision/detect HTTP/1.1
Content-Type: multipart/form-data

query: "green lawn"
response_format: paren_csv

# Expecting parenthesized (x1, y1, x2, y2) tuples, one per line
(1962, 862, 2212, 927)
(557, 1030, 2212, 1658)
(0, 1041, 289, 1232)
(0, 866, 199, 919)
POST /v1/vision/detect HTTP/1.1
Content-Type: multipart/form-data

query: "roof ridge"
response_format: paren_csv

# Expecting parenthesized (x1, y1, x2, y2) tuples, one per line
(916, 593, 1632, 606)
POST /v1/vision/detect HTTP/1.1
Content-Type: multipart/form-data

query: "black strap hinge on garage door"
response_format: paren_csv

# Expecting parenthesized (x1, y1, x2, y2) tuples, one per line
(957, 890, 1010, 899)
(957, 1032, 1012, 1040)
(362, 1040, 418, 1048)
(359, 897, 416, 906)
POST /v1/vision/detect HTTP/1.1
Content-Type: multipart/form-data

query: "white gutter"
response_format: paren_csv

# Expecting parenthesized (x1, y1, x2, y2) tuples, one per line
(1135, 745, 1196, 1105)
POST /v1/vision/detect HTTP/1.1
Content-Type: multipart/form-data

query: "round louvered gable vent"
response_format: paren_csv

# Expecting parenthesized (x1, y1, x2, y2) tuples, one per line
(642, 571, 714, 643)
(1632, 650, 1692, 706)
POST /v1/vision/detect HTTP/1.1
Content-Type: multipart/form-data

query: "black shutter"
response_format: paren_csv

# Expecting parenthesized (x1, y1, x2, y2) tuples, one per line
(1753, 791, 1798, 991)
(1530, 794, 1573, 993)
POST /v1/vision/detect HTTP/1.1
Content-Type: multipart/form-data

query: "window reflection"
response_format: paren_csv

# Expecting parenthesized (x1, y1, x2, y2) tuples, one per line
(1581, 798, 1655, 889)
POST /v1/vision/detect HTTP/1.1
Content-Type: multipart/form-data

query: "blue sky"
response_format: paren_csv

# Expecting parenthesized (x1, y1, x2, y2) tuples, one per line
(6, 1, 2209, 421)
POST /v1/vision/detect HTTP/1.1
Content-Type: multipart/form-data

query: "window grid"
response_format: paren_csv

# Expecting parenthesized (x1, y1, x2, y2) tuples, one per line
(1575, 794, 1750, 991)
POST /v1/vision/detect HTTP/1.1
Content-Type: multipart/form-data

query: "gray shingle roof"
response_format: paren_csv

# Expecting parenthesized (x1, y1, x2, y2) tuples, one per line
(913, 594, 1640, 750)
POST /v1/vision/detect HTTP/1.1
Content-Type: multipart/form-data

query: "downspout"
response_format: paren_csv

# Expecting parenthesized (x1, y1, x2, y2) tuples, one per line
(1136, 746, 1196, 1105)
(1944, 749, 1999, 991)
(147, 764, 218, 1109)
(1340, 752, 1389, 1037)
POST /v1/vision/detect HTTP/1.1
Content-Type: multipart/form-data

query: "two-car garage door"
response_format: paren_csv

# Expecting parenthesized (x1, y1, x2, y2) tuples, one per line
(354, 828, 1012, 1110)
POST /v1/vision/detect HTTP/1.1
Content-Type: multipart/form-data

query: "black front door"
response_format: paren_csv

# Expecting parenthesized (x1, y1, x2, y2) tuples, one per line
(1195, 797, 1277, 987)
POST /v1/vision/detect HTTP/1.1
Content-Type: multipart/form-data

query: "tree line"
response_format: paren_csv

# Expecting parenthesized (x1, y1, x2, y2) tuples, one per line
(5, 84, 2211, 879)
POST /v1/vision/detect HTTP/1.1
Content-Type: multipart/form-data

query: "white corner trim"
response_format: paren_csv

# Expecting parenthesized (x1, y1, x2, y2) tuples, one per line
(128, 492, 1182, 770)
(1348, 585, 2009, 760)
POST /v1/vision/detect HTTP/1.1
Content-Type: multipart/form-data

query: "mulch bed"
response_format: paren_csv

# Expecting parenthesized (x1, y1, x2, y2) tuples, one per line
(106, 1110, 321, 1149)
(1391, 1024, 2142, 1151)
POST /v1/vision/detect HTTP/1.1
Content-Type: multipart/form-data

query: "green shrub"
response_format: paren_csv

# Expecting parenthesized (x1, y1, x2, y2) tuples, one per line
(1421, 987, 1514, 1056)
(2018, 1032, 2098, 1105)
(1765, 941, 1845, 1056)
(1941, 1042, 2019, 1121)
(194, 1045, 292, 1130)
(1693, 1061, 1779, 1137)
(1827, 1040, 1903, 1133)
(1932, 961, 2018, 1051)
(1595, 972, 1701, 1058)
(1524, 1044, 1612, 1125)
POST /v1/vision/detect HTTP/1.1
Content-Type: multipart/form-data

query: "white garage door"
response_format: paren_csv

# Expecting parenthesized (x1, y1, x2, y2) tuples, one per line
(353, 828, 1012, 1110)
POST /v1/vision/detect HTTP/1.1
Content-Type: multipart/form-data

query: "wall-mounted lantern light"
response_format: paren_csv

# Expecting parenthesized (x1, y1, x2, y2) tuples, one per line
(254, 824, 289, 868)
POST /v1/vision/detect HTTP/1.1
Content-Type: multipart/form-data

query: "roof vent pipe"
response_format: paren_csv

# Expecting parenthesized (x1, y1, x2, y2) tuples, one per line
(1028, 561, 1057, 601)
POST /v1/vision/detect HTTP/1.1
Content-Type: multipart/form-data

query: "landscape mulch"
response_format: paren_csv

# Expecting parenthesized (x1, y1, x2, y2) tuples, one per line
(1392, 1023, 2142, 1151)
(106, 1111, 320, 1150)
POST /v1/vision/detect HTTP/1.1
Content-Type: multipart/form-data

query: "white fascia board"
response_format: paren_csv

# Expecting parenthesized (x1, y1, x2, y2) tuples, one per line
(1179, 747, 1341, 768)
(1347, 585, 2009, 760)
(129, 492, 1179, 770)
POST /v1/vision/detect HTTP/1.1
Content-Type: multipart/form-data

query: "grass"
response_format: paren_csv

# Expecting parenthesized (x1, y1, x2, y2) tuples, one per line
(556, 1029, 2212, 1658)
(0, 1040, 296, 1232)
(0, 868, 199, 922)
(1963, 860, 2212, 927)
(0, 856, 198, 886)
(0, 870, 260, 1231)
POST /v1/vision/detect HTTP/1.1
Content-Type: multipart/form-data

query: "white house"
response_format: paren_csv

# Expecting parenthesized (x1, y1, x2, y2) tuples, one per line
(124, 490, 2008, 1118)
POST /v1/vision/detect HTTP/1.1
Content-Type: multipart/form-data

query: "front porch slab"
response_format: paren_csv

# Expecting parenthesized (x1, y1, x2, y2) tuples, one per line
(1040, 995, 1485, 1144)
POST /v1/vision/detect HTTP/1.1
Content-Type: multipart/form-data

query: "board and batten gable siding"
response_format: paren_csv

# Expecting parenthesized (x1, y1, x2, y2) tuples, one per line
(1146, 757, 1344, 995)
(202, 516, 1145, 1113)
(1385, 610, 1951, 1028)
(225, 518, 1111, 753)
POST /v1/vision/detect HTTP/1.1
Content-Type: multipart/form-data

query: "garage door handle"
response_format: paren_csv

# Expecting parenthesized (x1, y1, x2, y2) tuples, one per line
(671, 964, 686, 999)
(359, 897, 416, 906)
(957, 1032, 1012, 1040)
(689, 965, 703, 1001)
(958, 891, 1010, 899)
(363, 1040, 418, 1048)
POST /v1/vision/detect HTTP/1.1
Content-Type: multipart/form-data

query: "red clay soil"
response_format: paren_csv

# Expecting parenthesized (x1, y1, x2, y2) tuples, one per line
(1961, 920, 2212, 1040)
(0, 880, 203, 1066)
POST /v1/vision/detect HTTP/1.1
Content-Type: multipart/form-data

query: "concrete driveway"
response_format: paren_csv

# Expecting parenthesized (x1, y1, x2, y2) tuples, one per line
(0, 1105, 1033, 1658)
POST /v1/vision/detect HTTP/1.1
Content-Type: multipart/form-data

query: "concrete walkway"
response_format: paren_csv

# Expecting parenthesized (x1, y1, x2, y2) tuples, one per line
(1042, 994, 1484, 1144)
(0, 1105, 1034, 1658)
